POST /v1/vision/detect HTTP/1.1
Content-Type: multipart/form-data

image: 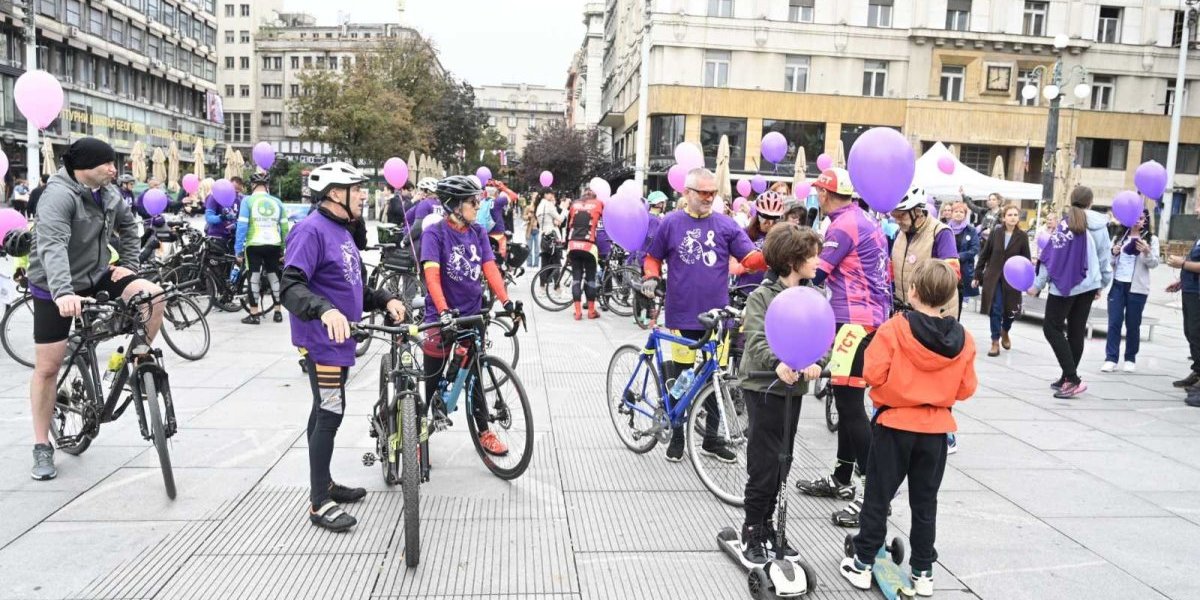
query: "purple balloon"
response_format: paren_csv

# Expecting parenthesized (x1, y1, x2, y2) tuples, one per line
(14, 70, 64, 129)
(182, 173, 199, 194)
(1111, 190, 1143, 228)
(848, 127, 915, 214)
(476, 166, 491, 186)
(384, 157, 409, 189)
(603, 194, 651, 252)
(816, 153, 833, 171)
(143, 189, 169, 216)
(252, 142, 275, 170)
(1003, 256, 1036, 291)
(668, 164, 688, 193)
(0, 208, 28, 241)
(736, 179, 752, 198)
(539, 170, 554, 187)
(212, 178, 236, 208)
(761, 132, 788, 164)
(765, 286, 836, 371)
(751, 175, 768, 194)
(1134, 160, 1167, 200)
(1036, 231, 1051, 251)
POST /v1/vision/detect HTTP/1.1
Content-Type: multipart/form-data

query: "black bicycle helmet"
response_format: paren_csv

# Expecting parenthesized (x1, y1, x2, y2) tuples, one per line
(435, 175, 482, 213)
(249, 172, 271, 188)
(3, 229, 32, 258)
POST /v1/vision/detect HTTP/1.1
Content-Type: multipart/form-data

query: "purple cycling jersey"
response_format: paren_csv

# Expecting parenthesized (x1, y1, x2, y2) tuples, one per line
(818, 203, 891, 327)
(284, 212, 363, 366)
(420, 220, 495, 323)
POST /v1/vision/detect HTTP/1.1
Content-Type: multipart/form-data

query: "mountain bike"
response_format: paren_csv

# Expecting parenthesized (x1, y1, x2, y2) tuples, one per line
(358, 238, 424, 357)
(1, 283, 33, 368)
(51, 287, 181, 499)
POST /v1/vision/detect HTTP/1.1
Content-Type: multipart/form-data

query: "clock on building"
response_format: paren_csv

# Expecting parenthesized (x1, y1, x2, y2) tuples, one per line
(986, 65, 1012, 92)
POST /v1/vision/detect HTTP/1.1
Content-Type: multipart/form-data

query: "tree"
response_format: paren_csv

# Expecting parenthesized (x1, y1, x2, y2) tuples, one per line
(432, 80, 489, 167)
(517, 122, 610, 194)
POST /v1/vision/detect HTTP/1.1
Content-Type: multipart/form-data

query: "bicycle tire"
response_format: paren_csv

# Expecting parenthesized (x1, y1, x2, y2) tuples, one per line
(161, 294, 210, 361)
(465, 355, 533, 480)
(400, 388, 421, 567)
(141, 370, 176, 499)
(356, 312, 376, 357)
(686, 380, 749, 507)
(160, 265, 212, 316)
(1, 295, 35, 368)
(601, 266, 639, 318)
(825, 395, 838, 433)
(605, 344, 661, 454)
(377, 353, 399, 485)
(51, 353, 97, 456)
(209, 269, 242, 313)
(530, 265, 573, 312)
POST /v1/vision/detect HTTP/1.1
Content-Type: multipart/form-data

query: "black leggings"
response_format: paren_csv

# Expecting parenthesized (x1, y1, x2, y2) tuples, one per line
(305, 359, 348, 508)
(666, 328, 721, 442)
(423, 344, 490, 432)
(833, 328, 874, 485)
(569, 250, 598, 302)
(743, 388, 802, 526)
(1042, 292, 1096, 383)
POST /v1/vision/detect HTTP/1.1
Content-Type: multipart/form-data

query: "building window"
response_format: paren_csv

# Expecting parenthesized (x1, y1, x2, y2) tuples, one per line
(262, 112, 282, 126)
(1097, 6, 1121, 43)
(316, 56, 326, 69)
(1171, 10, 1197, 48)
(788, 0, 814, 23)
(224, 56, 234, 69)
(1077, 138, 1128, 170)
(224, 3, 233, 17)
(262, 84, 282, 98)
(328, 56, 338, 69)
(1143, 142, 1200, 175)
(868, 0, 893, 28)
(224, 84, 234, 96)
(487, 116, 496, 126)
(1163, 79, 1190, 116)
(88, 6, 104, 36)
(700, 117, 747, 169)
(290, 56, 299, 69)
(940, 65, 965, 101)
(704, 50, 730, 88)
(225, 112, 250, 143)
(264, 56, 282, 70)
(39, 0, 58, 17)
(507, 116, 518, 128)
(290, 84, 300, 97)
(129, 26, 144, 52)
(303, 56, 312, 68)
(507, 133, 517, 145)
(239, 56, 249, 69)
(863, 60, 887, 97)
(784, 55, 809, 92)
(1090, 75, 1114, 111)
(1018, 69, 1039, 107)
(240, 30, 250, 44)
(289, 112, 300, 126)
(650, 115, 686, 160)
(946, 0, 970, 31)
(224, 29, 234, 44)
(239, 85, 249, 97)
(240, 3, 249, 16)
(959, 144, 992, 173)
(762, 120, 825, 175)
(109, 19, 125, 45)
(1023, 1, 1047, 37)
(65, 0, 81, 25)
(707, 0, 732, 17)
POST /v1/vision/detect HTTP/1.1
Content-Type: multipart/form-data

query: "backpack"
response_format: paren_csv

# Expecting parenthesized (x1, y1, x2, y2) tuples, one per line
(476, 197, 495, 231)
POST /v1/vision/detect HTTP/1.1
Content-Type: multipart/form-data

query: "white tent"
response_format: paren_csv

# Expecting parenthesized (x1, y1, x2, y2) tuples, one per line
(915, 142, 1042, 201)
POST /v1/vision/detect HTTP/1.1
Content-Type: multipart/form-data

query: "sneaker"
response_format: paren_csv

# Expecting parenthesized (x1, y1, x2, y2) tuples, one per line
(665, 431, 684, 462)
(478, 430, 509, 456)
(1122, 361, 1136, 373)
(1174, 372, 1200, 388)
(241, 314, 261, 325)
(832, 499, 864, 528)
(912, 568, 934, 597)
(740, 524, 769, 565)
(762, 521, 799, 558)
(700, 439, 737, 463)
(1050, 377, 1065, 391)
(31, 443, 56, 481)
(796, 475, 855, 500)
(1100, 361, 1116, 373)
(839, 556, 872, 590)
(1186, 390, 1200, 408)
(273, 311, 284, 323)
(1053, 380, 1088, 399)
(309, 500, 356, 532)
(329, 481, 366, 504)
(946, 433, 958, 455)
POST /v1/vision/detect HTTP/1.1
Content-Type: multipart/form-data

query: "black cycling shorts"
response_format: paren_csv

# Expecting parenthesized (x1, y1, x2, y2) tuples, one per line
(32, 271, 137, 344)
(246, 245, 283, 275)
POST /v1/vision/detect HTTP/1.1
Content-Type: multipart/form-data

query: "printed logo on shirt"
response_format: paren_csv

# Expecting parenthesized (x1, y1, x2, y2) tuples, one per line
(340, 241, 361, 285)
(679, 228, 705, 265)
(445, 243, 482, 283)
(255, 201, 279, 218)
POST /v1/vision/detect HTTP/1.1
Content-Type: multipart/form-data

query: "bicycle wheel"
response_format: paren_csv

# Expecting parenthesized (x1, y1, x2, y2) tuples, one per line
(399, 388, 421, 567)
(685, 380, 749, 507)
(465, 355, 533, 480)
(209, 269, 242, 313)
(140, 370, 176, 499)
(356, 312, 376, 357)
(820, 377, 839, 432)
(51, 353, 98, 456)
(1, 295, 35, 368)
(161, 294, 210, 361)
(160, 265, 211, 316)
(530, 265, 573, 312)
(376, 353, 399, 485)
(482, 317, 518, 391)
(604, 344, 661, 454)
(601, 266, 639, 318)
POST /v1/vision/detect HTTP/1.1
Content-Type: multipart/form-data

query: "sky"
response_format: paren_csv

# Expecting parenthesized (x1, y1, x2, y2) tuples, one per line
(285, 1, 587, 89)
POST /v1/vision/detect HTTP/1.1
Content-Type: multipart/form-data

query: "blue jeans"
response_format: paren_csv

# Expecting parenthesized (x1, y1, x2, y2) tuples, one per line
(989, 290, 1014, 342)
(527, 231, 540, 267)
(1105, 280, 1147, 363)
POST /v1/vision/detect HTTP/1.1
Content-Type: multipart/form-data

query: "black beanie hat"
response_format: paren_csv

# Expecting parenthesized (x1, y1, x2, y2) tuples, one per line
(62, 137, 116, 172)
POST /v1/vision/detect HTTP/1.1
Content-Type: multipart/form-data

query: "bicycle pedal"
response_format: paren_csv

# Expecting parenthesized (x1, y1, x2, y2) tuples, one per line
(361, 452, 377, 466)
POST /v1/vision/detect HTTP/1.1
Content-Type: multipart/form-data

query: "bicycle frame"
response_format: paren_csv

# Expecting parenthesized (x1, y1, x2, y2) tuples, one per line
(622, 328, 721, 429)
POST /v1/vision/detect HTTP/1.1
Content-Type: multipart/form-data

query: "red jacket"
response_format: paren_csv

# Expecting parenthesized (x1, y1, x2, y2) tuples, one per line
(566, 198, 603, 254)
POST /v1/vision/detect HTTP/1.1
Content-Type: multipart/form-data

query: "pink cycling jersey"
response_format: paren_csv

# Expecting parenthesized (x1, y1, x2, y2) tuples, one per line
(818, 203, 892, 327)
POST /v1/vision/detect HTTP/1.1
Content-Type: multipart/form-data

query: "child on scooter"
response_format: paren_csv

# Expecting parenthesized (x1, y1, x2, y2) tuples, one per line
(737, 223, 825, 563)
(840, 259, 977, 597)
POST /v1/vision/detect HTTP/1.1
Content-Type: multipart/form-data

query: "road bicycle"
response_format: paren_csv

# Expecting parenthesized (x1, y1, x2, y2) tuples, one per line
(1, 280, 33, 368)
(159, 236, 278, 318)
(357, 305, 532, 567)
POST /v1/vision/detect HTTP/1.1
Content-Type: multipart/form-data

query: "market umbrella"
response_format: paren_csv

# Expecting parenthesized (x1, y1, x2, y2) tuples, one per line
(992, 155, 1006, 180)
(151, 146, 166, 183)
(167, 141, 180, 188)
(835, 139, 846, 168)
(130, 141, 146, 181)
(192, 141, 205, 180)
(794, 146, 807, 187)
(41, 137, 56, 177)
(407, 150, 417, 182)
(234, 150, 246, 180)
(223, 144, 237, 179)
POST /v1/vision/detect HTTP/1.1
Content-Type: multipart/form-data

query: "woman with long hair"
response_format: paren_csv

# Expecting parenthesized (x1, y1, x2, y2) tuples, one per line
(1029, 186, 1113, 398)
(946, 201, 980, 318)
(973, 203, 1030, 357)
(1102, 208, 1159, 372)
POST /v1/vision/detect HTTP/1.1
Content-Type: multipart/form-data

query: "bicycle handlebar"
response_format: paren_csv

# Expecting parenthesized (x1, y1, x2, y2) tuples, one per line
(688, 305, 743, 350)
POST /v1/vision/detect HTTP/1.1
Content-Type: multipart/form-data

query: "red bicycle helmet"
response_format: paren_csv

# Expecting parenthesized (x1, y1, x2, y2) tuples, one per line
(755, 191, 786, 217)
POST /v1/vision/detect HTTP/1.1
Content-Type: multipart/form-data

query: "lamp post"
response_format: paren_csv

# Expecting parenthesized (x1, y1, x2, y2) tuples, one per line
(1162, 0, 1199, 243)
(1022, 34, 1090, 227)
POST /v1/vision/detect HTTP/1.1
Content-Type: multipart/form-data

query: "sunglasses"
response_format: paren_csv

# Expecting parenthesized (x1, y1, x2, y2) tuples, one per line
(688, 187, 717, 198)
(462, 198, 480, 207)
(759, 213, 780, 221)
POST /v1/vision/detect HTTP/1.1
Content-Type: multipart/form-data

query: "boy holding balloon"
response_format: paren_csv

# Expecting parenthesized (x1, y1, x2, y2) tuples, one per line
(840, 259, 977, 596)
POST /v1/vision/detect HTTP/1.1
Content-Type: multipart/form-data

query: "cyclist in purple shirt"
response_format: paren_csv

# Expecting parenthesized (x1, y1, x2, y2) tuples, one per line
(204, 177, 243, 254)
(280, 161, 406, 533)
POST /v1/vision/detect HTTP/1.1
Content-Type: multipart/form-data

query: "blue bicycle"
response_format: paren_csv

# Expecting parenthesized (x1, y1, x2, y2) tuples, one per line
(605, 305, 750, 506)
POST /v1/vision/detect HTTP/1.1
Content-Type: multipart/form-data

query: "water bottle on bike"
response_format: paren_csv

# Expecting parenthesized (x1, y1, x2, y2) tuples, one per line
(669, 368, 695, 399)
(442, 345, 470, 413)
(228, 265, 241, 285)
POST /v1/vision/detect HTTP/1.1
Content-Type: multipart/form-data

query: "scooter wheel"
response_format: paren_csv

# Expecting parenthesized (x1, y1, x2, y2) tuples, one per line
(748, 567, 773, 600)
(889, 537, 907, 565)
(800, 561, 818, 594)
(843, 533, 855, 558)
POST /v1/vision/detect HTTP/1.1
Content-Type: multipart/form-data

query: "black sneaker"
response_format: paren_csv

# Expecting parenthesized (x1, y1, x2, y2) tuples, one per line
(740, 524, 769, 565)
(832, 499, 863, 528)
(273, 311, 284, 323)
(1174, 372, 1200, 388)
(1186, 390, 1200, 408)
(329, 481, 366, 504)
(763, 521, 799, 558)
(1050, 377, 1065, 391)
(665, 431, 684, 462)
(241, 314, 261, 325)
(796, 475, 855, 499)
(701, 439, 737, 463)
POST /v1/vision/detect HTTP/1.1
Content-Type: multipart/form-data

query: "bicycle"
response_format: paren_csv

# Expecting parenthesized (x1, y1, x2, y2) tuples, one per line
(358, 306, 533, 567)
(358, 237, 424, 357)
(1, 276, 34, 368)
(159, 236, 278, 318)
(51, 287, 181, 498)
(605, 305, 749, 506)
(530, 239, 574, 312)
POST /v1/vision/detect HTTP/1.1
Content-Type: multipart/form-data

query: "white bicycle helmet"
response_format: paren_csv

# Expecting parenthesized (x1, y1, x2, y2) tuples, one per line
(417, 177, 438, 192)
(894, 186, 928, 212)
(308, 161, 367, 196)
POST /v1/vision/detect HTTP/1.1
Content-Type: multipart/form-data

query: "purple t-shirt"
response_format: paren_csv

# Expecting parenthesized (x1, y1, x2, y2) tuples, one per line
(735, 232, 767, 288)
(284, 212, 364, 366)
(931, 228, 959, 260)
(489, 194, 508, 235)
(645, 210, 756, 331)
(420, 220, 495, 324)
(204, 195, 240, 239)
(406, 198, 444, 230)
(596, 220, 613, 257)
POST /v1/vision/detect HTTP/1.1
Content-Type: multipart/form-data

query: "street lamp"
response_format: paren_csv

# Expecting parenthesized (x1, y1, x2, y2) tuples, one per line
(1162, 0, 1199, 243)
(1022, 34, 1090, 224)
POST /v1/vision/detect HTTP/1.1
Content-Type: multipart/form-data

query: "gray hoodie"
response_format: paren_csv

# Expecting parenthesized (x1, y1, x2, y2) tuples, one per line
(26, 168, 140, 299)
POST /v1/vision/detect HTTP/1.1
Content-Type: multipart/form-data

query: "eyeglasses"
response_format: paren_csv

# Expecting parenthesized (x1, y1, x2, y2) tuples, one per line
(687, 187, 717, 198)
(462, 198, 480, 207)
(758, 213, 780, 221)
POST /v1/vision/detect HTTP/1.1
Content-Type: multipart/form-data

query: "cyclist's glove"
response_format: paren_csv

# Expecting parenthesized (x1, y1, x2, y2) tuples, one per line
(502, 300, 521, 314)
(640, 278, 659, 298)
(438, 310, 455, 329)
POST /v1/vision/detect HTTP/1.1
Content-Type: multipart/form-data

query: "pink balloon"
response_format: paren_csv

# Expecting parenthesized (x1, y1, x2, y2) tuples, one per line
(816, 153, 833, 172)
(602, 194, 650, 251)
(14, 70, 64, 129)
(212, 179, 236, 208)
(937, 156, 956, 175)
(0, 150, 8, 180)
(794, 182, 811, 199)
(712, 196, 727, 215)
(733, 197, 746, 212)
(539, 170, 554, 187)
(736, 179, 752, 198)
(667, 165, 688, 193)
(252, 142, 276, 170)
(182, 173, 200, 194)
(384, 157, 409, 189)
(0, 209, 29, 241)
(674, 142, 704, 171)
(142, 189, 169, 216)
(589, 177, 612, 200)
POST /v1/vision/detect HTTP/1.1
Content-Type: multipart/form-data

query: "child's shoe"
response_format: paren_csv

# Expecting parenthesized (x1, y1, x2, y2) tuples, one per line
(762, 520, 799, 558)
(912, 568, 934, 596)
(839, 555, 872, 590)
(740, 523, 769, 565)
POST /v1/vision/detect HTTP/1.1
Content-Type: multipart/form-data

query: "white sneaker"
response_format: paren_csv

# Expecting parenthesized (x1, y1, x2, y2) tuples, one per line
(912, 569, 934, 597)
(946, 433, 958, 455)
(1122, 361, 1136, 373)
(839, 556, 872, 590)
(1100, 361, 1117, 373)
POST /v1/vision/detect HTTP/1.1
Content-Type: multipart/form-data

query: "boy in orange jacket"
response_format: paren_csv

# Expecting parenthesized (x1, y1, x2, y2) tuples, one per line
(840, 259, 977, 597)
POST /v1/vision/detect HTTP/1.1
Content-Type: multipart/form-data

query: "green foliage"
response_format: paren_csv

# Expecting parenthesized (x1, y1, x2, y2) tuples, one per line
(517, 123, 610, 194)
